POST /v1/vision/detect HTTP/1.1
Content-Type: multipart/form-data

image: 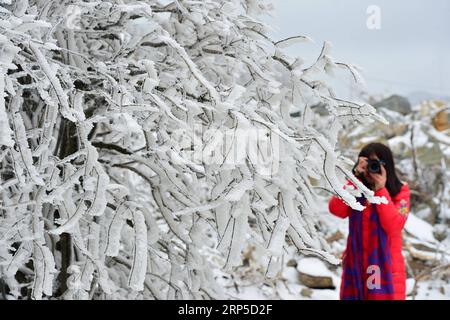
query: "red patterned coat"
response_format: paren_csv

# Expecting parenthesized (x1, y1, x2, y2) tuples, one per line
(329, 181, 410, 300)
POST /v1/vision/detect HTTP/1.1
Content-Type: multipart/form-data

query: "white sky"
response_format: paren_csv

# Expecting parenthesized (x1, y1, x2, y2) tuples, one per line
(265, 0, 450, 99)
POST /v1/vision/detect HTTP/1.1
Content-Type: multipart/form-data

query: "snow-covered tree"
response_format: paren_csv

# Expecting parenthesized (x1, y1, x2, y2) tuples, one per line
(0, 0, 386, 299)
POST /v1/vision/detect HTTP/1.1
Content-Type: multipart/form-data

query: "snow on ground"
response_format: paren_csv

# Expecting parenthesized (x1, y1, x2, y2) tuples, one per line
(297, 257, 334, 278)
(412, 280, 450, 300)
(405, 213, 438, 244)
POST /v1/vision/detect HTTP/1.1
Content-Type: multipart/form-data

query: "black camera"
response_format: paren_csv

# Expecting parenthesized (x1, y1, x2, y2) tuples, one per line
(367, 159, 385, 174)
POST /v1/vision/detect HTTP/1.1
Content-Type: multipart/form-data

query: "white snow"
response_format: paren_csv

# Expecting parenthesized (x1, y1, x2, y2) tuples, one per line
(404, 213, 438, 244)
(296, 257, 335, 278)
(406, 278, 416, 296)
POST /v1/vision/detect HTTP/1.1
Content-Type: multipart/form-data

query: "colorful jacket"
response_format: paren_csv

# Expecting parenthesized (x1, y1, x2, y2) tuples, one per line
(329, 181, 410, 300)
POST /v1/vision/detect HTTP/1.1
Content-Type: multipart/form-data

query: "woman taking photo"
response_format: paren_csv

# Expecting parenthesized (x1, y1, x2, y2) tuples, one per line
(329, 143, 410, 300)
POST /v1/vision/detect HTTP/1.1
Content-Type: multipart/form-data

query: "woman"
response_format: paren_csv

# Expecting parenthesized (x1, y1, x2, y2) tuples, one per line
(329, 143, 410, 300)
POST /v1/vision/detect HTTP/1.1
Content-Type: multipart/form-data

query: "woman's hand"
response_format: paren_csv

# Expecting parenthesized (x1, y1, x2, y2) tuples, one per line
(368, 164, 387, 191)
(354, 157, 368, 178)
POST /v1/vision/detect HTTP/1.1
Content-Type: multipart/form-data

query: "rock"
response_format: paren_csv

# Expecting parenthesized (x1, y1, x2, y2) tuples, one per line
(384, 123, 409, 138)
(387, 135, 411, 157)
(408, 246, 439, 261)
(416, 143, 444, 166)
(300, 287, 312, 298)
(326, 230, 344, 243)
(404, 213, 438, 244)
(419, 100, 443, 117)
(406, 241, 442, 262)
(299, 273, 335, 289)
(340, 120, 407, 151)
(432, 109, 450, 132)
(287, 259, 297, 268)
(440, 286, 446, 295)
(414, 205, 433, 222)
(297, 257, 336, 289)
(373, 94, 412, 115)
(433, 224, 448, 242)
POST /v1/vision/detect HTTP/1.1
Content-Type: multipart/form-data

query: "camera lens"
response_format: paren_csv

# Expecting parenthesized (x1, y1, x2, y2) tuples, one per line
(367, 159, 381, 173)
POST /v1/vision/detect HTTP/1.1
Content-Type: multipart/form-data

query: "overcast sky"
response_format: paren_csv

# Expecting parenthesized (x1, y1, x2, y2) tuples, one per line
(266, 0, 450, 100)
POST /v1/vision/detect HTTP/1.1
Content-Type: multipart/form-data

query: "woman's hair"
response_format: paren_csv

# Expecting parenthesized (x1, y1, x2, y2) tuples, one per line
(358, 142, 403, 197)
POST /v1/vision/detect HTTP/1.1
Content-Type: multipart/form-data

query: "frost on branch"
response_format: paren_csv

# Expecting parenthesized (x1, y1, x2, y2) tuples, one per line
(0, 0, 386, 299)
